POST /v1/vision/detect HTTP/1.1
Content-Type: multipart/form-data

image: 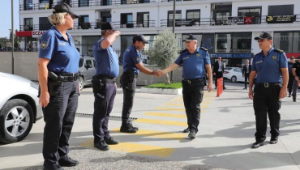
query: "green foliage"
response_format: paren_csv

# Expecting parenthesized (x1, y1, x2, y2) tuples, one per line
(148, 30, 180, 69)
(146, 82, 182, 89)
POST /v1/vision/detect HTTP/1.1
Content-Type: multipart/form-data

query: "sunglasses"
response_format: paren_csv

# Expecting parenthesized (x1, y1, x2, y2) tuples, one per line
(257, 39, 270, 42)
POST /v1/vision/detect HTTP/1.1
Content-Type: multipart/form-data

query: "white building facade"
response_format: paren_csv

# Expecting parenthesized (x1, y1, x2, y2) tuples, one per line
(18, 0, 300, 67)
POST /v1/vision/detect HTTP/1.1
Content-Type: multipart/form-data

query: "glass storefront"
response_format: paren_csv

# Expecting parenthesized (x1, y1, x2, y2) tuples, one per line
(215, 32, 251, 53)
(274, 31, 300, 53)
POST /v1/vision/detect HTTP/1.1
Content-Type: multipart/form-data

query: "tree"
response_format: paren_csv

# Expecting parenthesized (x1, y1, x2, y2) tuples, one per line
(148, 30, 180, 85)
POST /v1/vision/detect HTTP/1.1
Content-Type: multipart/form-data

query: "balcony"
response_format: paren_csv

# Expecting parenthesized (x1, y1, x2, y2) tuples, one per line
(19, 3, 53, 11)
(20, 25, 33, 31)
(111, 20, 156, 28)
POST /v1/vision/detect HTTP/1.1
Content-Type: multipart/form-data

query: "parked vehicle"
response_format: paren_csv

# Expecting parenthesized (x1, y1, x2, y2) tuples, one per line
(78, 57, 96, 90)
(0, 72, 43, 144)
(223, 67, 244, 82)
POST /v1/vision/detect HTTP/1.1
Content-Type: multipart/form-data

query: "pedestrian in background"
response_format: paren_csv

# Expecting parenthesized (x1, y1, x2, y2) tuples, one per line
(248, 32, 288, 149)
(38, 3, 80, 170)
(213, 57, 226, 90)
(92, 22, 120, 151)
(158, 34, 213, 139)
(242, 59, 251, 90)
(288, 56, 296, 97)
(120, 34, 159, 133)
(292, 56, 300, 102)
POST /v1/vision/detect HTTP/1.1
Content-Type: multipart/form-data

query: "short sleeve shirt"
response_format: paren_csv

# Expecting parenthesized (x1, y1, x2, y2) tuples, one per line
(38, 26, 80, 73)
(92, 38, 119, 78)
(174, 47, 211, 79)
(122, 45, 142, 74)
(252, 47, 288, 83)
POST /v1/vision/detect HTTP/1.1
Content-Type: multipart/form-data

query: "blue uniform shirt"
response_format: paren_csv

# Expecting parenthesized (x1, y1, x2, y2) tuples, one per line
(92, 38, 119, 78)
(252, 47, 288, 83)
(39, 26, 80, 73)
(174, 47, 211, 79)
(122, 45, 142, 74)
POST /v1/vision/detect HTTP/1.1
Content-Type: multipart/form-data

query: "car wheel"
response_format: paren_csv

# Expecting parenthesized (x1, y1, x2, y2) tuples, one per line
(78, 76, 84, 91)
(0, 99, 34, 144)
(231, 76, 237, 83)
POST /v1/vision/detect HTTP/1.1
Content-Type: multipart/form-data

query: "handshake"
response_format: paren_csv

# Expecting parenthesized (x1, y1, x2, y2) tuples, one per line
(152, 70, 164, 77)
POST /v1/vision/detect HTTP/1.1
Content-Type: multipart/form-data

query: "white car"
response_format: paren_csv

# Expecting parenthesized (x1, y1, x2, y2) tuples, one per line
(223, 67, 245, 82)
(0, 72, 43, 144)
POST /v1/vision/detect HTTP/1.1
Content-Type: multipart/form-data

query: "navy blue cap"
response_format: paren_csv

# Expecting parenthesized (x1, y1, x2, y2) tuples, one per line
(184, 34, 197, 41)
(133, 34, 149, 44)
(101, 22, 117, 31)
(53, 3, 79, 18)
(254, 32, 272, 40)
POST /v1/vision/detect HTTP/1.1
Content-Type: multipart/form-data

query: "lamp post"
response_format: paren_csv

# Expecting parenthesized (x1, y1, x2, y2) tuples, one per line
(170, 0, 176, 82)
(11, 0, 14, 74)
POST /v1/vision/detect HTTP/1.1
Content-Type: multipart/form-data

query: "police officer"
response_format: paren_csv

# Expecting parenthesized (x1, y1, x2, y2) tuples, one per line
(159, 34, 213, 139)
(249, 32, 288, 149)
(288, 56, 296, 97)
(38, 3, 80, 170)
(120, 34, 159, 133)
(92, 22, 120, 151)
(292, 56, 300, 102)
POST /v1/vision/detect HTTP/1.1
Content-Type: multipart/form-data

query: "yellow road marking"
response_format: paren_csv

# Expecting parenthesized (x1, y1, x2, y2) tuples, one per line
(111, 128, 186, 140)
(80, 140, 174, 157)
(135, 118, 187, 126)
(144, 112, 186, 118)
(163, 103, 209, 108)
(155, 107, 185, 111)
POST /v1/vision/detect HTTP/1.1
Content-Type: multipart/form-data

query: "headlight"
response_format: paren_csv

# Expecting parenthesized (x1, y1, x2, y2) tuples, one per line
(30, 81, 39, 90)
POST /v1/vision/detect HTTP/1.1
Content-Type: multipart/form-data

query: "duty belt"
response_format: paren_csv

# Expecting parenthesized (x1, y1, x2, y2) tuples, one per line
(96, 74, 116, 84)
(49, 72, 79, 82)
(123, 71, 138, 78)
(183, 77, 205, 84)
(255, 83, 281, 88)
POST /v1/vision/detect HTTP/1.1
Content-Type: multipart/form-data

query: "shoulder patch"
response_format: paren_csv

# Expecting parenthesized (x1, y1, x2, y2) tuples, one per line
(41, 41, 48, 49)
(274, 49, 283, 53)
(200, 47, 208, 51)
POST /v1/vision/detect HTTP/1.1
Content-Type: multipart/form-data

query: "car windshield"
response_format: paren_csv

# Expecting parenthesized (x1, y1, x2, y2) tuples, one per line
(224, 67, 232, 70)
(79, 58, 83, 67)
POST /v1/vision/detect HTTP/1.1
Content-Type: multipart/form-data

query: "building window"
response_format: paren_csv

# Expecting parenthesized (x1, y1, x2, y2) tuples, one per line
(24, 0, 33, 10)
(274, 31, 300, 53)
(216, 12, 230, 25)
(238, 7, 261, 24)
(39, 17, 52, 30)
(215, 33, 251, 53)
(24, 18, 33, 31)
(268, 5, 294, 15)
(137, 12, 149, 27)
(186, 10, 200, 26)
(100, 11, 111, 22)
(121, 13, 133, 28)
(79, 0, 89, 7)
(81, 36, 100, 57)
(79, 15, 90, 29)
(39, 0, 52, 10)
(168, 10, 181, 27)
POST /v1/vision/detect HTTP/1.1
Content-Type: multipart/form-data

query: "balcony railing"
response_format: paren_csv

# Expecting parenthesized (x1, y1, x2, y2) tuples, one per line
(111, 20, 156, 28)
(20, 25, 33, 31)
(19, 3, 53, 11)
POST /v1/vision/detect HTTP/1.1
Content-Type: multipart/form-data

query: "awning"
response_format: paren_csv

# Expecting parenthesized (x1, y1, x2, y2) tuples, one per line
(16, 31, 32, 37)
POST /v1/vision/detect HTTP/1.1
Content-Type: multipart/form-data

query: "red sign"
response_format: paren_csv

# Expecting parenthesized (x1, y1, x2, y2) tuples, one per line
(244, 16, 254, 24)
(286, 53, 300, 59)
(16, 31, 32, 37)
(32, 31, 45, 37)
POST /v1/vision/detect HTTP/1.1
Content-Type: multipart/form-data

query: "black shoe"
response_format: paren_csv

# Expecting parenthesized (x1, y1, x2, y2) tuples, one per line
(251, 141, 264, 149)
(288, 94, 291, 97)
(188, 130, 196, 139)
(58, 156, 78, 167)
(105, 137, 119, 145)
(223, 87, 226, 90)
(120, 123, 138, 133)
(270, 137, 278, 144)
(293, 98, 297, 102)
(94, 141, 109, 151)
(243, 88, 247, 90)
(183, 127, 190, 133)
(43, 161, 64, 170)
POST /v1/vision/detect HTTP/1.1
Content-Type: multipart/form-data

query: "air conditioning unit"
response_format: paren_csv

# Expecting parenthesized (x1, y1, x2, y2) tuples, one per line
(211, 4, 216, 10)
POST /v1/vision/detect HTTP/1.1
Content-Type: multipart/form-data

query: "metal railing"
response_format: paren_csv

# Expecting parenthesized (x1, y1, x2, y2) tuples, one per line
(111, 20, 156, 28)
(19, 25, 33, 31)
(19, 3, 53, 11)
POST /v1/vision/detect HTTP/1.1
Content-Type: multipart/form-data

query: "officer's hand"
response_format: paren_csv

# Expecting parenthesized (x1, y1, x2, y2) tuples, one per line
(279, 87, 287, 99)
(156, 70, 164, 77)
(248, 89, 254, 100)
(113, 30, 121, 36)
(39, 92, 50, 108)
(207, 83, 213, 92)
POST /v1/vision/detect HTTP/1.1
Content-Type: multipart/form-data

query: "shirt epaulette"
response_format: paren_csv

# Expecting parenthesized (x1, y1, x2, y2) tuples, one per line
(200, 47, 208, 51)
(274, 49, 284, 53)
(180, 49, 187, 54)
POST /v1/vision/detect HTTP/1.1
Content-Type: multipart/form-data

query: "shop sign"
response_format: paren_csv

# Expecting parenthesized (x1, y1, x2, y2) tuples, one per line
(32, 31, 45, 38)
(227, 16, 244, 24)
(266, 15, 296, 23)
(210, 53, 253, 58)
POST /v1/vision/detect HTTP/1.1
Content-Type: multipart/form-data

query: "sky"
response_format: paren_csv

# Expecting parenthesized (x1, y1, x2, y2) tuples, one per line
(0, 0, 20, 38)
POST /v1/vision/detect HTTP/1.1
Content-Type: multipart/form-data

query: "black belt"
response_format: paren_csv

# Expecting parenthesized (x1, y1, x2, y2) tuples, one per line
(123, 71, 138, 78)
(255, 83, 281, 88)
(53, 72, 79, 82)
(183, 77, 205, 84)
(95, 74, 116, 84)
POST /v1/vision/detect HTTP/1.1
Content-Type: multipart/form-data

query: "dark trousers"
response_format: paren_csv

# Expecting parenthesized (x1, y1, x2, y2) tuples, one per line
(244, 73, 249, 89)
(182, 80, 204, 132)
(292, 79, 298, 99)
(121, 74, 137, 124)
(42, 81, 79, 163)
(215, 71, 225, 88)
(288, 76, 294, 95)
(253, 84, 281, 142)
(93, 83, 116, 143)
